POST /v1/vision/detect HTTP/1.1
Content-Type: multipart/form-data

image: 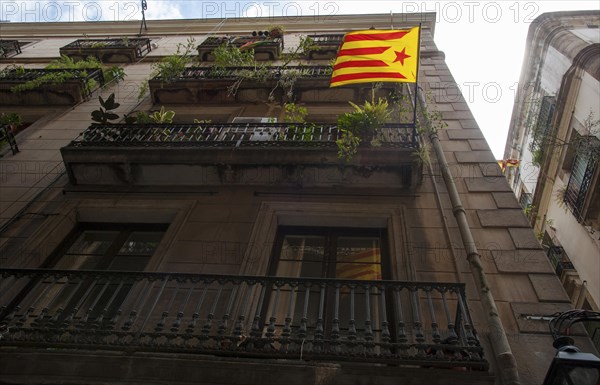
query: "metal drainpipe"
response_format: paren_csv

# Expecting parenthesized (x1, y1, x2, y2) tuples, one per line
(417, 92, 522, 385)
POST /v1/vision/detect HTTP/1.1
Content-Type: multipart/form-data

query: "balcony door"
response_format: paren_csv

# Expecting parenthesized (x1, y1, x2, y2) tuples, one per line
(265, 226, 390, 343)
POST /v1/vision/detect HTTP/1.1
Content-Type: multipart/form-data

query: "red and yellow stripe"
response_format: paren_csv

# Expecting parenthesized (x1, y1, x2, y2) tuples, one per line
(330, 27, 420, 87)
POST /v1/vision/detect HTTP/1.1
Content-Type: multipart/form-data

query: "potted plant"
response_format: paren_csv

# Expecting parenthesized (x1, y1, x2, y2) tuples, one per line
(336, 97, 392, 161)
(268, 25, 285, 38)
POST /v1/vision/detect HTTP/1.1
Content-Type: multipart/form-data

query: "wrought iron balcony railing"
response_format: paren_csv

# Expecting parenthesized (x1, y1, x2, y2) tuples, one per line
(199, 35, 283, 48)
(304, 35, 343, 59)
(563, 151, 598, 223)
(68, 122, 418, 149)
(308, 34, 344, 45)
(60, 38, 152, 60)
(0, 40, 22, 58)
(198, 35, 284, 61)
(152, 65, 332, 82)
(0, 268, 487, 369)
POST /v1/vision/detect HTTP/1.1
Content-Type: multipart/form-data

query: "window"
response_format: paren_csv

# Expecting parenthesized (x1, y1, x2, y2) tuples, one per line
(519, 191, 532, 210)
(531, 96, 555, 149)
(37, 223, 167, 322)
(265, 226, 390, 342)
(564, 149, 599, 222)
(269, 226, 388, 280)
(49, 223, 166, 270)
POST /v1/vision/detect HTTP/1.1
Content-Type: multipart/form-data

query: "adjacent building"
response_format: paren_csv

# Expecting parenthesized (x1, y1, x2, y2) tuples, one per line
(0, 11, 595, 385)
(504, 10, 600, 349)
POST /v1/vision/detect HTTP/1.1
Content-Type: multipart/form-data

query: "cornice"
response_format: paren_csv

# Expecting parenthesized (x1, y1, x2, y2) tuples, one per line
(0, 12, 436, 38)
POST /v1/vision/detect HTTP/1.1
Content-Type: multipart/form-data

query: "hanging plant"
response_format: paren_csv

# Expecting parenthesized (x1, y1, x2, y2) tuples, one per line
(336, 97, 392, 161)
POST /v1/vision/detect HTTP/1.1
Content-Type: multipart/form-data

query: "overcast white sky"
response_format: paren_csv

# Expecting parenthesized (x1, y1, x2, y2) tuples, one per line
(2, 1, 599, 158)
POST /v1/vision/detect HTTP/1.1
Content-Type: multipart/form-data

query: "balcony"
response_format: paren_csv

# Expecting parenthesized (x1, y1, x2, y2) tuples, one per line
(0, 40, 22, 58)
(60, 122, 421, 189)
(0, 68, 105, 106)
(59, 38, 152, 63)
(0, 268, 488, 371)
(306, 34, 343, 60)
(148, 65, 395, 105)
(197, 35, 283, 61)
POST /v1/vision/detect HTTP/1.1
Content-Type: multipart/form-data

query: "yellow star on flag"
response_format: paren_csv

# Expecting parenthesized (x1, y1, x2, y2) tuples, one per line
(330, 27, 420, 87)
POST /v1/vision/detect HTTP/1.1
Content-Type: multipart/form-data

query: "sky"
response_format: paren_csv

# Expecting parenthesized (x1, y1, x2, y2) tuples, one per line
(1, 1, 599, 158)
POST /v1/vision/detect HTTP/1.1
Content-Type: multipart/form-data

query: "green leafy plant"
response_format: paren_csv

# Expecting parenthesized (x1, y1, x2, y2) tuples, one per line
(336, 96, 392, 161)
(90, 42, 108, 48)
(149, 106, 175, 123)
(283, 102, 308, 123)
(212, 43, 256, 68)
(0, 64, 25, 79)
(104, 65, 126, 83)
(209, 34, 319, 101)
(267, 24, 285, 38)
(0, 112, 22, 128)
(138, 37, 196, 100)
(282, 103, 314, 141)
(91, 93, 120, 124)
(210, 43, 267, 97)
(9, 56, 125, 93)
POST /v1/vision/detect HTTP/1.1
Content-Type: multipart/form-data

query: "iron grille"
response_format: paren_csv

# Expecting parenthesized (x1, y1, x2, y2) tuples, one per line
(308, 34, 344, 45)
(0, 268, 487, 369)
(0, 40, 22, 57)
(69, 123, 418, 149)
(564, 151, 597, 221)
(154, 65, 333, 81)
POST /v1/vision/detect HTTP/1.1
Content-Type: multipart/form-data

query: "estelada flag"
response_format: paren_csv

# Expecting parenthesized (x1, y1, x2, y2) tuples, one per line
(335, 248, 382, 280)
(330, 27, 420, 87)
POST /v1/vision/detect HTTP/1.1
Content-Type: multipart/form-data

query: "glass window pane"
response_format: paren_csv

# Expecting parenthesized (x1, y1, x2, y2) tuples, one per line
(54, 254, 103, 270)
(107, 255, 151, 271)
(336, 236, 382, 280)
(118, 231, 164, 255)
(276, 260, 324, 278)
(279, 235, 325, 262)
(336, 236, 381, 263)
(65, 231, 119, 255)
(335, 262, 382, 280)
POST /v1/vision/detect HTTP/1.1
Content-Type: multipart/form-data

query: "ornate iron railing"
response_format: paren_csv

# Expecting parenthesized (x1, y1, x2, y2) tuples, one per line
(153, 65, 332, 82)
(0, 268, 487, 368)
(0, 125, 19, 155)
(60, 38, 152, 58)
(0, 40, 22, 58)
(555, 261, 575, 276)
(564, 151, 597, 222)
(308, 34, 344, 45)
(199, 35, 282, 48)
(198, 35, 283, 61)
(68, 122, 418, 149)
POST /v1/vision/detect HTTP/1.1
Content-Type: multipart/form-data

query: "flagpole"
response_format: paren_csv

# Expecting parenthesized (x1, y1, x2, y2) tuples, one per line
(411, 24, 422, 143)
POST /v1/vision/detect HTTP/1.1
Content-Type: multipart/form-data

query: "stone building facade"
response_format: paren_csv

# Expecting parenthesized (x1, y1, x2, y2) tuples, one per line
(0, 12, 593, 385)
(504, 10, 600, 349)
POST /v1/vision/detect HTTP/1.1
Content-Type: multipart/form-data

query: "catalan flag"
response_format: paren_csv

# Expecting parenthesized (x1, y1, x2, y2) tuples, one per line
(335, 248, 382, 280)
(498, 159, 520, 172)
(330, 27, 420, 87)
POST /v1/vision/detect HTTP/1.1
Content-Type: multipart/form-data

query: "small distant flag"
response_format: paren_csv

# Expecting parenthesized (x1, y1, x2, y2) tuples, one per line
(330, 27, 420, 87)
(498, 159, 520, 172)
